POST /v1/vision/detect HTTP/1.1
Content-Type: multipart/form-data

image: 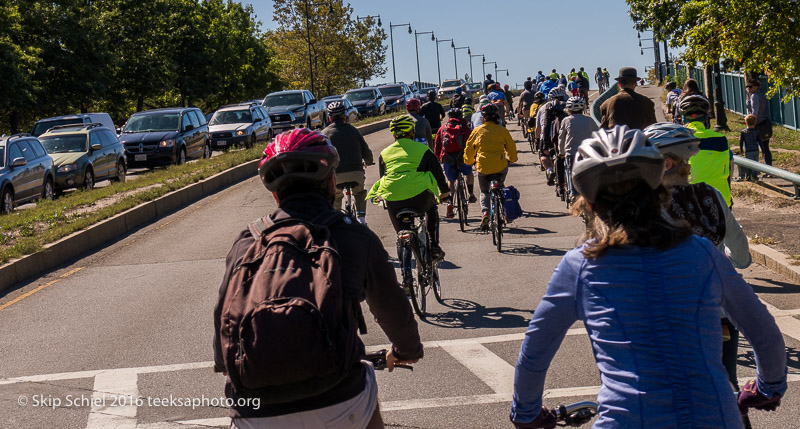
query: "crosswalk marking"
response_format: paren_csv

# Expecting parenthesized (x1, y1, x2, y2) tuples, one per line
(84, 369, 138, 429)
(440, 342, 515, 395)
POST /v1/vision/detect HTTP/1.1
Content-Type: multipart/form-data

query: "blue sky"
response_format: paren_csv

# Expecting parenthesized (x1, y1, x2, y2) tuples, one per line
(248, 0, 665, 90)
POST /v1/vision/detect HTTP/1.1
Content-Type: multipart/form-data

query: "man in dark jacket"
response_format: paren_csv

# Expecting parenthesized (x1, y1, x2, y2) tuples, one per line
(483, 73, 495, 94)
(214, 128, 422, 428)
(420, 90, 446, 132)
(600, 67, 657, 130)
(322, 101, 374, 224)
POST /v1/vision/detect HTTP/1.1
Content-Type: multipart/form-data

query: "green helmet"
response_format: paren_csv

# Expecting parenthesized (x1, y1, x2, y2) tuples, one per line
(389, 114, 416, 138)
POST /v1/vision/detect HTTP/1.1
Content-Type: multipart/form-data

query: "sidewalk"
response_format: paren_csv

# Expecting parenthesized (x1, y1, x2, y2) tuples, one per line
(635, 84, 668, 122)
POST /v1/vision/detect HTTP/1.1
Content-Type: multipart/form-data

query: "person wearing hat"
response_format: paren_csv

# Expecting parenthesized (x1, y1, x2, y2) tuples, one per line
(483, 73, 496, 94)
(600, 67, 657, 130)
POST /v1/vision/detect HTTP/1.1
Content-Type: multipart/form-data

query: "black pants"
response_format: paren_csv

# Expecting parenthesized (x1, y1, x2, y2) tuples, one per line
(385, 191, 439, 246)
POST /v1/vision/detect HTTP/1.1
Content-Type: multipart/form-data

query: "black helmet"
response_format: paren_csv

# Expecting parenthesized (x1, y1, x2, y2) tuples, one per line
(678, 95, 710, 122)
(448, 107, 463, 119)
(480, 103, 500, 122)
(464, 97, 472, 105)
(427, 89, 437, 101)
(533, 91, 545, 102)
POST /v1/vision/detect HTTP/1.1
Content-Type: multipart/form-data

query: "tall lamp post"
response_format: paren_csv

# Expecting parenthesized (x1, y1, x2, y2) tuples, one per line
(453, 45, 469, 80)
(497, 69, 510, 79)
(469, 53, 483, 83)
(483, 60, 496, 79)
(435, 38, 453, 85)
(638, 32, 661, 82)
(389, 22, 412, 83)
(414, 30, 435, 86)
(303, 0, 334, 97)
(356, 15, 382, 86)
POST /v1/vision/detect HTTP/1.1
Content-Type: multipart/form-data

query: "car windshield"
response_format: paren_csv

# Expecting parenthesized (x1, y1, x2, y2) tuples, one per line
(380, 86, 403, 96)
(39, 135, 88, 153)
(32, 118, 82, 136)
(122, 113, 180, 133)
(209, 110, 252, 125)
(467, 83, 482, 90)
(442, 81, 461, 88)
(345, 90, 375, 101)
(263, 94, 304, 107)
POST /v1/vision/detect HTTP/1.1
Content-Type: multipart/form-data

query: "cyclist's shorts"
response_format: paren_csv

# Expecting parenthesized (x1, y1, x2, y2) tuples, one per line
(442, 160, 472, 182)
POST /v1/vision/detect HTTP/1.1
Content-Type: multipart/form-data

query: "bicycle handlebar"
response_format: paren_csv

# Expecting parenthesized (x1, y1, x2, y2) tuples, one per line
(364, 349, 413, 371)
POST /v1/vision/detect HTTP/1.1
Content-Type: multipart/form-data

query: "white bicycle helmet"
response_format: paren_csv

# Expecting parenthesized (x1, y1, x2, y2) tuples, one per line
(548, 87, 567, 101)
(572, 125, 664, 203)
(565, 96, 585, 113)
(643, 122, 701, 162)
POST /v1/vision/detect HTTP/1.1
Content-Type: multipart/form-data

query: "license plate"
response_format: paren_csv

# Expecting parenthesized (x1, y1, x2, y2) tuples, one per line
(135, 154, 147, 162)
(217, 140, 226, 146)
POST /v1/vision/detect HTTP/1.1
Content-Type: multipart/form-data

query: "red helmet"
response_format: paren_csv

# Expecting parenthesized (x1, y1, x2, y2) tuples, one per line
(406, 98, 421, 111)
(503, 84, 509, 89)
(258, 128, 339, 192)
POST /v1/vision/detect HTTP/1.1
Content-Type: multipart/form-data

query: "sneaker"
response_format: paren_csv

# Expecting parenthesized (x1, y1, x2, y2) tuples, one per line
(446, 204, 455, 219)
(479, 213, 490, 230)
(468, 194, 477, 203)
(430, 244, 445, 262)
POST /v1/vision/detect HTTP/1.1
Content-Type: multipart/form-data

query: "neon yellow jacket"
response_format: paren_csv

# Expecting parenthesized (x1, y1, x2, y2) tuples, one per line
(686, 121, 732, 206)
(367, 138, 441, 202)
(463, 121, 518, 175)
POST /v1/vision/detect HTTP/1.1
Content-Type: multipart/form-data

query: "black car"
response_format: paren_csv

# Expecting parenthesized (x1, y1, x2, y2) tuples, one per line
(119, 108, 210, 168)
(344, 87, 386, 116)
(378, 83, 413, 112)
(0, 134, 55, 214)
(417, 86, 439, 101)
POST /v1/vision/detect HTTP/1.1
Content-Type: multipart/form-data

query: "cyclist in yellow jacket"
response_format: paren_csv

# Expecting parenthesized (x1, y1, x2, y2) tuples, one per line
(463, 104, 518, 230)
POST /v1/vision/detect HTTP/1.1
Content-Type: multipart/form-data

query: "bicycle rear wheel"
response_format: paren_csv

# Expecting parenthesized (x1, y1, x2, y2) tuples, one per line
(493, 193, 503, 252)
(408, 254, 426, 319)
(456, 176, 467, 232)
(431, 262, 442, 303)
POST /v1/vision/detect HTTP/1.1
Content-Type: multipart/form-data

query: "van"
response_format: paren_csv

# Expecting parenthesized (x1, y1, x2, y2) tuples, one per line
(31, 113, 116, 137)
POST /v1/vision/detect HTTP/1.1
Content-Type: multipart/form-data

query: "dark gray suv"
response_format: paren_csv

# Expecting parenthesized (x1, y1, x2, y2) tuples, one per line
(0, 135, 55, 214)
(119, 107, 210, 168)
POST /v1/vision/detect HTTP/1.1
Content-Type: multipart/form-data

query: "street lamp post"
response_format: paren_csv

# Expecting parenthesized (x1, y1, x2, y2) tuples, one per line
(453, 45, 469, 80)
(435, 38, 453, 85)
(389, 22, 412, 83)
(638, 32, 661, 82)
(356, 15, 382, 86)
(497, 69, 510, 79)
(414, 30, 435, 86)
(483, 60, 496, 79)
(469, 53, 483, 83)
(302, 0, 334, 97)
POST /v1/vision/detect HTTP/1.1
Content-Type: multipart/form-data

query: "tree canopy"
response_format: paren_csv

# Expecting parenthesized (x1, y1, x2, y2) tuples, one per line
(626, 0, 800, 98)
(0, 0, 282, 134)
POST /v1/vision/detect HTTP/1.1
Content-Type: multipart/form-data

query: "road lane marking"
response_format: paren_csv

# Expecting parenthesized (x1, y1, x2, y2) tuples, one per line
(84, 369, 138, 429)
(0, 361, 213, 386)
(0, 267, 84, 312)
(440, 342, 515, 394)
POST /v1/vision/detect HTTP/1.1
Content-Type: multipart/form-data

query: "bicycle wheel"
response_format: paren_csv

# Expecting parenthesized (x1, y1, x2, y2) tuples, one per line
(493, 192, 503, 252)
(431, 262, 443, 303)
(407, 243, 426, 319)
(456, 176, 466, 232)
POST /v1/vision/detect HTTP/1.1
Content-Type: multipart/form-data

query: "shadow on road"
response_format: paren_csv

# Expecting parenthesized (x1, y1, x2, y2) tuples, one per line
(737, 338, 800, 373)
(749, 277, 800, 294)
(423, 298, 530, 329)
(521, 210, 569, 219)
(501, 243, 567, 257)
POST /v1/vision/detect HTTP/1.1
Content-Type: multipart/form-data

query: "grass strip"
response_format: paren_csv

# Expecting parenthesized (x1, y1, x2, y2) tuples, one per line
(0, 148, 262, 264)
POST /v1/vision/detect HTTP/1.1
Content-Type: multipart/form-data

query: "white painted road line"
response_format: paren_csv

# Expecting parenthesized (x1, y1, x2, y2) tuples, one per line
(440, 342, 515, 395)
(84, 369, 138, 429)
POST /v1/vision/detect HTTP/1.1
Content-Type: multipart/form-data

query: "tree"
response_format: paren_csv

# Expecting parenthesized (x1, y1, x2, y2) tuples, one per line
(0, 2, 40, 133)
(626, 0, 800, 100)
(267, 0, 386, 98)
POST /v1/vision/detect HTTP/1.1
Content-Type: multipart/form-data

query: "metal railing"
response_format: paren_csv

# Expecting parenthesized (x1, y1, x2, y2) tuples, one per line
(590, 82, 619, 126)
(733, 155, 800, 199)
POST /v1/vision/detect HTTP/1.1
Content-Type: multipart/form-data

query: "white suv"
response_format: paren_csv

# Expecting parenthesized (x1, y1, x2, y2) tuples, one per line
(437, 79, 466, 99)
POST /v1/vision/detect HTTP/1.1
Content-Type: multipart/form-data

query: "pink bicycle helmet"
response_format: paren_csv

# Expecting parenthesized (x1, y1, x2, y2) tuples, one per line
(258, 128, 339, 192)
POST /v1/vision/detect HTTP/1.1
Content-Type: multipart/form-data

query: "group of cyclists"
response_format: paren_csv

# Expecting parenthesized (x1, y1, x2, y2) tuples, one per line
(223, 66, 787, 428)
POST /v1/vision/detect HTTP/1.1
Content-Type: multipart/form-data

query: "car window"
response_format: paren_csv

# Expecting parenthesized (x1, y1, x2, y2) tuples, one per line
(18, 141, 37, 161)
(40, 135, 87, 153)
(0, 147, 4, 168)
(8, 143, 23, 162)
(123, 113, 180, 133)
(29, 140, 47, 158)
(184, 111, 200, 129)
(251, 108, 262, 121)
(379, 86, 404, 97)
(101, 130, 119, 147)
(258, 107, 269, 120)
(210, 109, 252, 125)
(90, 132, 103, 149)
(263, 93, 304, 107)
(193, 110, 207, 126)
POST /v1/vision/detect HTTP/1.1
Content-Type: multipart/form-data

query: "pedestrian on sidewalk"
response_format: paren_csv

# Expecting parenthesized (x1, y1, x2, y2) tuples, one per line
(599, 67, 657, 130)
(738, 114, 762, 181)
(746, 79, 773, 166)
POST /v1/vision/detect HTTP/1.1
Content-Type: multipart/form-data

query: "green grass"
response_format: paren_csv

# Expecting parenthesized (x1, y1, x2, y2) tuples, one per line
(713, 114, 800, 152)
(352, 111, 398, 126)
(0, 148, 262, 264)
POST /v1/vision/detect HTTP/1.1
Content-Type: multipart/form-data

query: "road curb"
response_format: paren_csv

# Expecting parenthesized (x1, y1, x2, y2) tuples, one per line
(0, 119, 392, 293)
(749, 243, 800, 284)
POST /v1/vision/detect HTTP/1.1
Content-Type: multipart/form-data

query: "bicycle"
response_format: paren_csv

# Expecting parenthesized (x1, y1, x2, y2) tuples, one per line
(453, 170, 470, 232)
(488, 177, 506, 252)
(393, 207, 443, 318)
(336, 181, 359, 221)
(364, 349, 414, 371)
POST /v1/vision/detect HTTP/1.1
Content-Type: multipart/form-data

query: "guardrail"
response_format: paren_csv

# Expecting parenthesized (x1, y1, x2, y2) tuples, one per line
(733, 155, 800, 199)
(590, 82, 619, 126)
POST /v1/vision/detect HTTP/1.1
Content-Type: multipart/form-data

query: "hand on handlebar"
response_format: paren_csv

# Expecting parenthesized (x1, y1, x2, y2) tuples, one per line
(386, 349, 418, 373)
(738, 379, 782, 415)
(510, 406, 557, 429)
(438, 192, 451, 203)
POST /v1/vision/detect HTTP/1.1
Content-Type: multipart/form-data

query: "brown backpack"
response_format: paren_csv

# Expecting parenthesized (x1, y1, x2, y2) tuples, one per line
(216, 211, 363, 403)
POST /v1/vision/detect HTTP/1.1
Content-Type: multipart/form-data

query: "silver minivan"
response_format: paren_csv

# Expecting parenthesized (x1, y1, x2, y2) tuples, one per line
(31, 113, 116, 137)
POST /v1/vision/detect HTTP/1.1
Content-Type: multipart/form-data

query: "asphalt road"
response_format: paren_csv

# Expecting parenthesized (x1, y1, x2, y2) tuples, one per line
(2, 110, 800, 428)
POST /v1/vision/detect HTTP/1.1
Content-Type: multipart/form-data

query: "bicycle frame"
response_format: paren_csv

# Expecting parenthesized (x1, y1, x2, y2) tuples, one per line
(342, 186, 355, 219)
(396, 212, 433, 318)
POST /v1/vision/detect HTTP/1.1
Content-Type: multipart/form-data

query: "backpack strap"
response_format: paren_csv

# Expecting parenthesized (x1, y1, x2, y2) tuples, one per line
(248, 216, 272, 238)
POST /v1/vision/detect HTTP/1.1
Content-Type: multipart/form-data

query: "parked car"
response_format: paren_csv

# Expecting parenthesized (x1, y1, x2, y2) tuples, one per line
(262, 90, 326, 133)
(378, 83, 413, 112)
(118, 107, 210, 168)
(408, 83, 420, 100)
(344, 87, 386, 116)
(465, 82, 483, 100)
(0, 134, 55, 214)
(31, 113, 115, 137)
(38, 123, 127, 192)
(437, 79, 466, 99)
(208, 103, 272, 151)
(322, 98, 359, 123)
(416, 86, 439, 101)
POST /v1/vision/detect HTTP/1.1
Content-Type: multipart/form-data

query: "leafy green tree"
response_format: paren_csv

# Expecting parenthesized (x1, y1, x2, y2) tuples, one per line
(0, 2, 40, 133)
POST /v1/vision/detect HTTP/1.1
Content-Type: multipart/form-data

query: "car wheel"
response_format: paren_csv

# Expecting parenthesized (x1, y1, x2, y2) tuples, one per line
(43, 178, 54, 201)
(1, 187, 13, 214)
(177, 147, 186, 165)
(115, 161, 127, 183)
(83, 168, 94, 190)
